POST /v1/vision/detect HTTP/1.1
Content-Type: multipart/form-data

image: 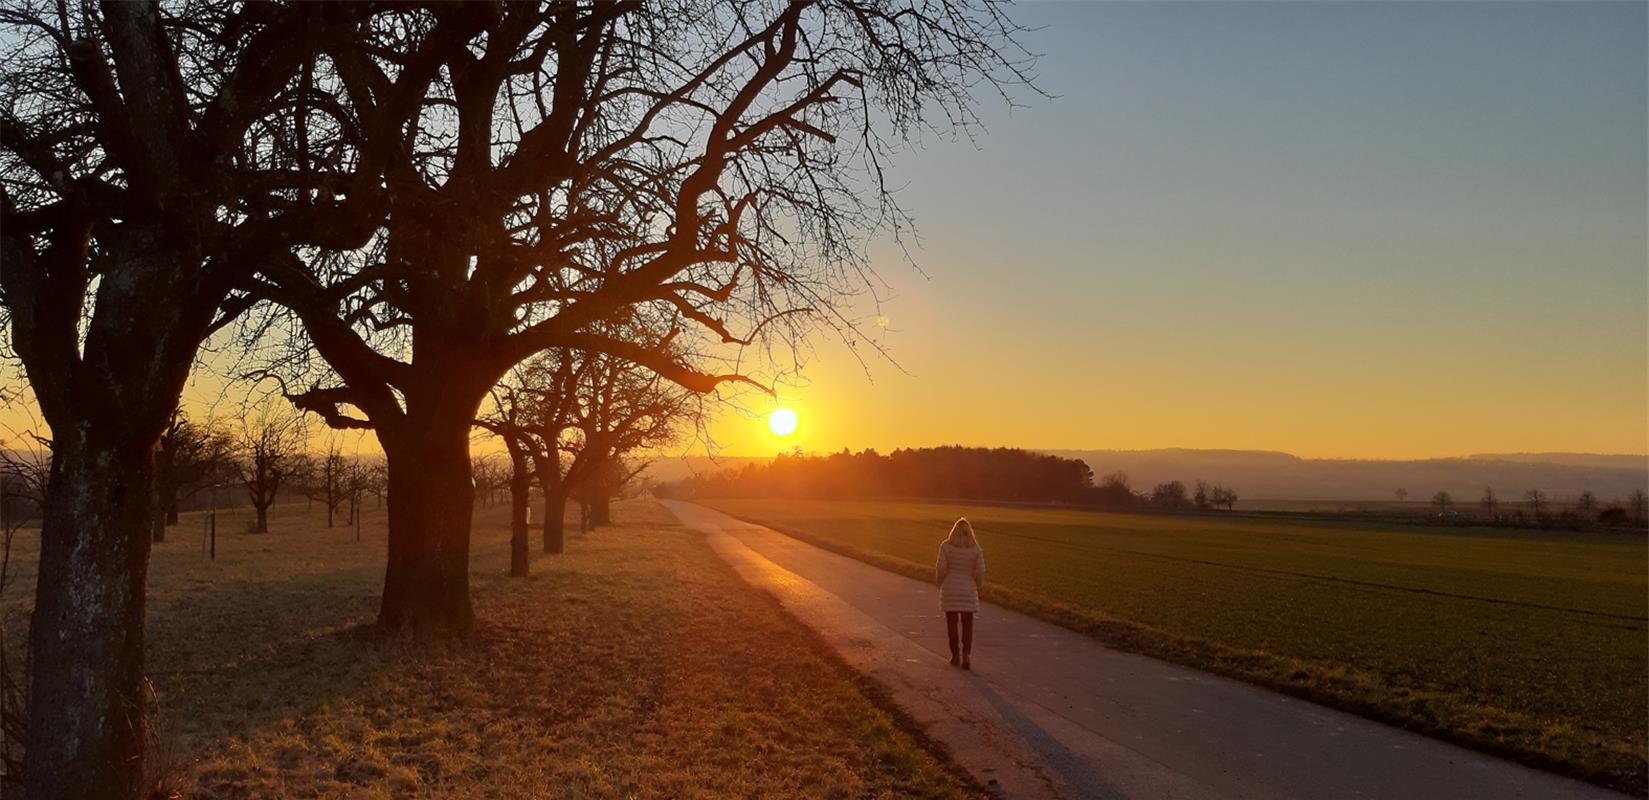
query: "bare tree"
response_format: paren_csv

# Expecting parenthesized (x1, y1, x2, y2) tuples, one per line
(153, 412, 233, 541)
(1525, 489, 1546, 517)
(248, 1, 1034, 634)
(0, 431, 48, 792)
(233, 405, 307, 535)
(1629, 488, 1647, 526)
(1480, 487, 1497, 517)
(1574, 490, 1597, 516)
(477, 387, 538, 577)
(1211, 484, 1238, 511)
(1432, 491, 1452, 514)
(300, 440, 350, 528)
(0, 4, 385, 791)
(1394, 488, 1408, 502)
(1192, 480, 1211, 510)
(1151, 481, 1189, 509)
(564, 344, 697, 528)
(470, 456, 511, 510)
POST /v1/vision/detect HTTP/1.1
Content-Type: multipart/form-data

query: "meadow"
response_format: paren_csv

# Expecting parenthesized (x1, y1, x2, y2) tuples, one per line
(702, 497, 1649, 794)
(0, 500, 981, 798)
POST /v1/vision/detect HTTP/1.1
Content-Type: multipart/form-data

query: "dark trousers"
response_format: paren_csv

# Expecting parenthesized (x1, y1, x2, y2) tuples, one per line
(945, 611, 974, 655)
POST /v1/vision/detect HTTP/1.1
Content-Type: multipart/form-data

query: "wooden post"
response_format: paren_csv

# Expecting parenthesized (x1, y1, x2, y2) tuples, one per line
(209, 511, 216, 560)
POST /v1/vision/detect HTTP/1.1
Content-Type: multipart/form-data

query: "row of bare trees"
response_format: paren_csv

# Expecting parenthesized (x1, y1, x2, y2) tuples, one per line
(1435, 487, 1649, 526)
(0, 1, 1030, 794)
(0, 1, 1028, 791)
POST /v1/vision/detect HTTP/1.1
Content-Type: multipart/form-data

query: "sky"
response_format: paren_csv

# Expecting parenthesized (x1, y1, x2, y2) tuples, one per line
(701, 1, 1649, 460)
(3, 2, 1645, 463)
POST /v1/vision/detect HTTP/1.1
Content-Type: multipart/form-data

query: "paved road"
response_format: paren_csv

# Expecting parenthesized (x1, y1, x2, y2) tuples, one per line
(661, 501, 1629, 800)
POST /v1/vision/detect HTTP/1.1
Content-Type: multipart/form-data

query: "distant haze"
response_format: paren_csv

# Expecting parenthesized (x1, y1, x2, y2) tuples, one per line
(651, 449, 1649, 502)
(1047, 450, 1648, 501)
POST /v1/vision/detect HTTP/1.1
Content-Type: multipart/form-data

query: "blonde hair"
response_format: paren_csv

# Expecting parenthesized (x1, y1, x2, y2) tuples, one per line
(947, 517, 976, 546)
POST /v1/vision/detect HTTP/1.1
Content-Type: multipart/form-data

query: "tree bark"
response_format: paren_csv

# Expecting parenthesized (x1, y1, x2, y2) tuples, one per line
(253, 502, 270, 534)
(378, 409, 476, 635)
(24, 422, 155, 800)
(591, 494, 611, 527)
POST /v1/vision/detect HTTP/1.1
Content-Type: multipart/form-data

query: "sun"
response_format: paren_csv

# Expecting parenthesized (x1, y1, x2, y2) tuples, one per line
(767, 407, 799, 437)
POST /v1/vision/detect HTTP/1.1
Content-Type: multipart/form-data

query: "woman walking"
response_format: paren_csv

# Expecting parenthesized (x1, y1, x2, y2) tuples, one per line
(936, 518, 985, 669)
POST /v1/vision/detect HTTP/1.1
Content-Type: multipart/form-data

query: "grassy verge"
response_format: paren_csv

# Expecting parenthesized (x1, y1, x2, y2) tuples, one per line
(2, 500, 983, 798)
(702, 498, 1648, 796)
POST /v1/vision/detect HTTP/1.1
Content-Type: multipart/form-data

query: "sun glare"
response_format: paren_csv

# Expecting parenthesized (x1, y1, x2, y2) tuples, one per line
(768, 407, 799, 437)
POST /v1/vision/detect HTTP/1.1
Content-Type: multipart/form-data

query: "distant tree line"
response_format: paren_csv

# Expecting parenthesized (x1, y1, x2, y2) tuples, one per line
(1422, 485, 1648, 529)
(661, 447, 1242, 511)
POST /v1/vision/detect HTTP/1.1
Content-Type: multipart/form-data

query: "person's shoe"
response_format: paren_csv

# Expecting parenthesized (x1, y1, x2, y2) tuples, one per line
(962, 654, 971, 670)
(949, 652, 960, 666)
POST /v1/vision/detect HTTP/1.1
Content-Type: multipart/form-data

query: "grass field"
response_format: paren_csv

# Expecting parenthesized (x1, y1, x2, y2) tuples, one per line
(0, 500, 982, 798)
(701, 497, 1649, 794)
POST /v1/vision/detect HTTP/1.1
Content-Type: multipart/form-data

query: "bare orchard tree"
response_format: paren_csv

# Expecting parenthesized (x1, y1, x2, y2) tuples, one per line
(1211, 484, 1238, 511)
(1630, 488, 1648, 526)
(0, 3, 388, 792)
(153, 411, 233, 540)
(564, 345, 697, 528)
(1151, 481, 1189, 509)
(301, 440, 351, 528)
(1575, 490, 1597, 516)
(0, 430, 48, 791)
(1525, 489, 1546, 517)
(470, 456, 511, 510)
(1432, 491, 1452, 514)
(251, 1, 1034, 634)
(233, 405, 307, 535)
(1480, 487, 1497, 517)
(477, 388, 538, 577)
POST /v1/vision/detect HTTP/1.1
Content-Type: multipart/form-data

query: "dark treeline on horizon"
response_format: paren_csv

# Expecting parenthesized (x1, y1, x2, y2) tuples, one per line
(663, 446, 1164, 506)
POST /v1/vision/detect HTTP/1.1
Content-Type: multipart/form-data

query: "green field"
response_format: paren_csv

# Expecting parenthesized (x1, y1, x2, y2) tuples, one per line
(702, 497, 1649, 794)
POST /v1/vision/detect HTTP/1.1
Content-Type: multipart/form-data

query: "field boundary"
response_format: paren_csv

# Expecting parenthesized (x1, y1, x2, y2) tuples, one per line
(710, 506, 1647, 797)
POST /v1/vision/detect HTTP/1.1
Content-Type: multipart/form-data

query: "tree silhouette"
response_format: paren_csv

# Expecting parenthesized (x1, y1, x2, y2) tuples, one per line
(246, 1, 1034, 635)
(232, 405, 307, 535)
(153, 413, 233, 541)
(1432, 491, 1452, 514)
(1480, 487, 1497, 516)
(1525, 489, 1546, 517)
(0, 4, 382, 791)
(1575, 490, 1597, 516)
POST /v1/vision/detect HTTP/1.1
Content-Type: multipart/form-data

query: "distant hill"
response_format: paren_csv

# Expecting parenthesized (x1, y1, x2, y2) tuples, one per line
(650, 448, 1648, 502)
(644, 455, 767, 485)
(1045, 449, 1649, 501)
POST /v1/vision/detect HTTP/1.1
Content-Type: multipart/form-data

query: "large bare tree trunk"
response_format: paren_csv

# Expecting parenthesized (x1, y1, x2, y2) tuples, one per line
(24, 412, 157, 799)
(591, 495, 611, 527)
(378, 410, 476, 634)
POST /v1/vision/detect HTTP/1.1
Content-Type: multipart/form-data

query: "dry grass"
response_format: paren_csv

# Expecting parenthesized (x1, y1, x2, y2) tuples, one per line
(704, 497, 1649, 796)
(1, 499, 982, 798)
